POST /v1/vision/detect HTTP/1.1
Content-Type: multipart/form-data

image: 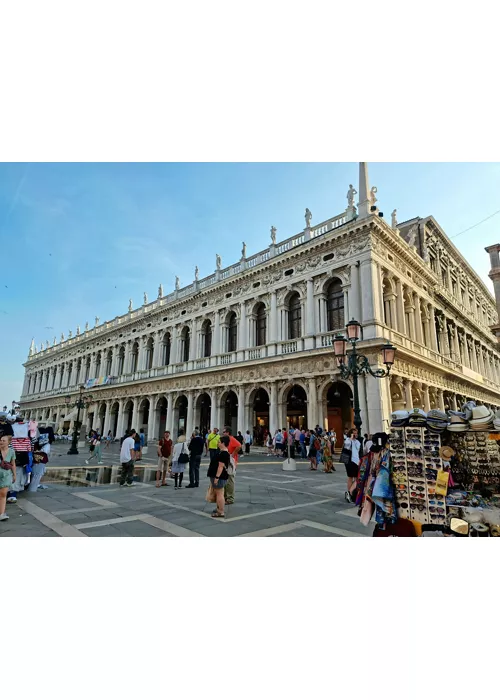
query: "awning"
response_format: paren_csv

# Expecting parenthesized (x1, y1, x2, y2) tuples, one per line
(63, 408, 79, 422)
(87, 403, 98, 415)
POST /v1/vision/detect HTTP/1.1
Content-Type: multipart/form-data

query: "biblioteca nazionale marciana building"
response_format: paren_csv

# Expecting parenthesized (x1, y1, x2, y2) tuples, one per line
(19, 163, 500, 443)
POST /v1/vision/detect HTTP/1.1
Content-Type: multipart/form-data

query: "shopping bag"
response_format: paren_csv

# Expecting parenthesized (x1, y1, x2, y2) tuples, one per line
(205, 485, 217, 503)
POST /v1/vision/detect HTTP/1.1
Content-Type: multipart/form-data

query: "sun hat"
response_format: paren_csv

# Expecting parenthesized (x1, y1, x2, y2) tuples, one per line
(427, 409, 448, 422)
(391, 410, 409, 427)
(439, 446, 455, 460)
(461, 401, 476, 421)
(447, 423, 469, 432)
(469, 405, 494, 423)
(449, 413, 468, 425)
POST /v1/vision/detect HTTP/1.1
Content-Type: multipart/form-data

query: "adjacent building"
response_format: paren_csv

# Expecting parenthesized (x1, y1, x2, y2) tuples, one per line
(19, 164, 500, 442)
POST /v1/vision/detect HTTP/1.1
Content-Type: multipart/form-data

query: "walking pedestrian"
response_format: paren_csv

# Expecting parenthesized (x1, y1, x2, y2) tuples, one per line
(207, 434, 231, 518)
(171, 432, 189, 489)
(236, 430, 244, 458)
(266, 432, 274, 456)
(156, 430, 172, 487)
(207, 428, 220, 460)
(104, 430, 113, 449)
(274, 429, 284, 457)
(244, 430, 252, 455)
(187, 429, 204, 488)
(119, 429, 136, 486)
(299, 429, 307, 458)
(321, 434, 335, 473)
(330, 430, 337, 454)
(86, 432, 103, 465)
(309, 431, 320, 470)
(222, 427, 241, 505)
(134, 430, 142, 461)
(0, 435, 16, 522)
(343, 428, 361, 503)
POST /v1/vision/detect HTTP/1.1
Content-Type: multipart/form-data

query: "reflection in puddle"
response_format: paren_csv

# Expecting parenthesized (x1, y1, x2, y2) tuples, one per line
(42, 465, 157, 488)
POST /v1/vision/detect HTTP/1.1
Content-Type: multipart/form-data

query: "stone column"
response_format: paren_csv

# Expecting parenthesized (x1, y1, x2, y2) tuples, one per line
(404, 379, 413, 409)
(360, 259, 382, 337)
(414, 294, 423, 344)
(269, 291, 277, 347)
(152, 333, 161, 368)
(477, 343, 485, 376)
(137, 337, 146, 371)
(238, 303, 247, 360)
(165, 393, 174, 434)
(305, 278, 315, 349)
(188, 322, 196, 362)
(356, 373, 369, 432)
(115, 399, 126, 439)
(269, 382, 278, 435)
(365, 373, 386, 434)
(237, 386, 247, 431)
(307, 378, 318, 428)
(103, 400, 112, 436)
(147, 394, 157, 442)
(423, 385, 431, 412)
(131, 397, 140, 431)
(349, 263, 361, 322)
(451, 394, 458, 411)
(395, 279, 406, 335)
(429, 306, 438, 351)
(186, 391, 194, 438)
(213, 312, 221, 357)
(436, 388, 445, 412)
(89, 354, 97, 379)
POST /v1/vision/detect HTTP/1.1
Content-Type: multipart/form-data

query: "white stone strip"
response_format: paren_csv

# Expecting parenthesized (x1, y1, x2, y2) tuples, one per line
(74, 514, 149, 529)
(297, 519, 367, 537)
(238, 522, 305, 537)
(334, 507, 360, 519)
(239, 480, 336, 500)
(225, 498, 334, 523)
(18, 500, 88, 537)
(137, 494, 214, 519)
(70, 492, 119, 507)
(238, 475, 304, 485)
(139, 515, 204, 537)
(52, 505, 123, 515)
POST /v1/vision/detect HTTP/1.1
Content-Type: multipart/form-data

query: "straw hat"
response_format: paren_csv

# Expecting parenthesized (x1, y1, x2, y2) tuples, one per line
(439, 446, 455, 460)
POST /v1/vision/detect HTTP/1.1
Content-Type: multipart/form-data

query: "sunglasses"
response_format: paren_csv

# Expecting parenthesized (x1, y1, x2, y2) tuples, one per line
(408, 470, 424, 476)
(410, 493, 425, 499)
(410, 503, 426, 511)
(429, 506, 445, 513)
(429, 500, 445, 506)
(398, 503, 409, 509)
(430, 514, 446, 522)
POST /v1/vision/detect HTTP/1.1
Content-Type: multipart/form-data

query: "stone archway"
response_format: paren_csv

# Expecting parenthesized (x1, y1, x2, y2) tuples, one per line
(124, 399, 134, 432)
(110, 401, 119, 438)
(155, 396, 168, 438)
(174, 394, 188, 437)
(196, 392, 211, 436)
(220, 389, 238, 434)
(286, 384, 308, 430)
(138, 398, 150, 439)
(248, 387, 270, 444)
(324, 381, 353, 440)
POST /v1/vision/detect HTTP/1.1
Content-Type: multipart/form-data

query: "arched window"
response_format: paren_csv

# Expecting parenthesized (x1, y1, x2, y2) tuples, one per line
(202, 320, 212, 357)
(256, 303, 266, 346)
(117, 346, 125, 375)
(326, 279, 344, 332)
(145, 337, 154, 369)
(162, 333, 171, 365)
(181, 327, 190, 362)
(95, 353, 102, 378)
(131, 342, 139, 372)
(228, 313, 238, 352)
(105, 351, 112, 376)
(288, 293, 302, 340)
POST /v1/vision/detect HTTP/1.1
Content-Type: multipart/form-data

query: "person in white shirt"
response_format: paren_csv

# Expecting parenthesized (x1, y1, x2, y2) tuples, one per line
(244, 430, 252, 455)
(343, 428, 361, 503)
(119, 430, 137, 486)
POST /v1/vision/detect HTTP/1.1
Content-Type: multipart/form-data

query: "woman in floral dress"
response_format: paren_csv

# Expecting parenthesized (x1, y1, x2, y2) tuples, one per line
(321, 435, 335, 473)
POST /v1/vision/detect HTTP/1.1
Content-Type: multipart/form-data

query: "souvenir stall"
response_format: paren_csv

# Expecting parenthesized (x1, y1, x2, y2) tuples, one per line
(381, 404, 500, 536)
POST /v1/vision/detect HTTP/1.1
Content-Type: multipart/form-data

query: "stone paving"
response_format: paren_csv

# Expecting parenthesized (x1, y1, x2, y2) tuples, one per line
(1, 446, 373, 537)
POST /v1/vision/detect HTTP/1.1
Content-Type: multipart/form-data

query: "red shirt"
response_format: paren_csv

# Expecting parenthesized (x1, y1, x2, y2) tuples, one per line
(227, 435, 241, 464)
(159, 438, 173, 457)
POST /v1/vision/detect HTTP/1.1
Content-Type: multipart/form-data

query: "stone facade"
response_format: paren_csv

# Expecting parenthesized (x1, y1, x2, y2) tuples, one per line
(19, 165, 500, 441)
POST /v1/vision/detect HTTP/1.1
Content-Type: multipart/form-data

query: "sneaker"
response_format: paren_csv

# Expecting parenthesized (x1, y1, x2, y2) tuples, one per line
(7, 497, 17, 504)
(125, 483, 133, 487)
(85, 460, 89, 465)
(0, 513, 9, 521)
(345, 491, 352, 503)
(97, 462, 104, 465)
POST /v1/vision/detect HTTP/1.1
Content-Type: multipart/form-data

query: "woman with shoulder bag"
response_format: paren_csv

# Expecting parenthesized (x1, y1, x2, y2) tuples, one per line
(171, 432, 189, 489)
(0, 435, 16, 521)
(206, 434, 231, 518)
(343, 428, 361, 503)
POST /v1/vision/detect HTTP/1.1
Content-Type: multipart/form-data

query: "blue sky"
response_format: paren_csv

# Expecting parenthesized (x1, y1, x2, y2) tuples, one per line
(1, 162, 499, 405)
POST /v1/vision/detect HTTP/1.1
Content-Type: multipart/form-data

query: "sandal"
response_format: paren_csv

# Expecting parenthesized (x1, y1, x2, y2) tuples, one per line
(211, 512, 225, 518)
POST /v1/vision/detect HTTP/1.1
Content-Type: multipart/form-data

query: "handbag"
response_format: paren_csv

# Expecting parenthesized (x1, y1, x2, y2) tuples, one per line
(178, 443, 189, 464)
(205, 485, 217, 503)
(339, 448, 351, 465)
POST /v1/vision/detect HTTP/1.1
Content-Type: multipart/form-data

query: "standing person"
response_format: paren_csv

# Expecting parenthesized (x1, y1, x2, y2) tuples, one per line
(119, 429, 136, 486)
(104, 430, 113, 449)
(330, 430, 337, 454)
(343, 428, 361, 503)
(266, 431, 274, 456)
(321, 434, 335, 473)
(156, 430, 172, 487)
(204, 430, 209, 457)
(134, 430, 142, 461)
(309, 431, 320, 470)
(207, 428, 220, 460)
(299, 429, 307, 458)
(244, 430, 252, 455)
(207, 434, 231, 518)
(85, 432, 103, 465)
(0, 435, 16, 522)
(171, 432, 189, 489)
(139, 428, 146, 452)
(364, 434, 373, 455)
(236, 430, 244, 458)
(274, 429, 283, 457)
(287, 427, 295, 459)
(222, 427, 241, 505)
(187, 429, 204, 488)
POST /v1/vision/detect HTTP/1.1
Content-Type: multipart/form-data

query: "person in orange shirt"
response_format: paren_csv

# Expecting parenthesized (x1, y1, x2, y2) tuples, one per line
(222, 427, 242, 504)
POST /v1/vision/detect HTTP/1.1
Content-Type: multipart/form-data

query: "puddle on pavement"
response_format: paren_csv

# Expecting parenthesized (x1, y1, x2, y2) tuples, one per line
(42, 465, 157, 488)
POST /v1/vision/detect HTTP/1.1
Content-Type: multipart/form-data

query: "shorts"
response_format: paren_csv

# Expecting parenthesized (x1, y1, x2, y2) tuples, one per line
(345, 461, 359, 478)
(210, 477, 227, 489)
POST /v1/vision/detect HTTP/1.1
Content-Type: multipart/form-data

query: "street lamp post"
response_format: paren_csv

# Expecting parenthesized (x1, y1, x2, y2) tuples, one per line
(65, 386, 92, 455)
(333, 318, 396, 434)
